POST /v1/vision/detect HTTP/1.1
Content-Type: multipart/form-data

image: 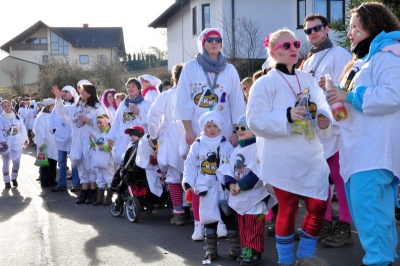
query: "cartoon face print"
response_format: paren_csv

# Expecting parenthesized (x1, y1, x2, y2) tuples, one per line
(295, 93, 317, 119)
(234, 154, 248, 180)
(200, 152, 218, 175)
(96, 137, 105, 145)
(122, 107, 137, 123)
(193, 86, 220, 109)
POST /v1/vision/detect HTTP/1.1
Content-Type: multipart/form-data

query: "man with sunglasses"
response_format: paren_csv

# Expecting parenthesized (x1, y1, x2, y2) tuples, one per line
(301, 14, 353, 248)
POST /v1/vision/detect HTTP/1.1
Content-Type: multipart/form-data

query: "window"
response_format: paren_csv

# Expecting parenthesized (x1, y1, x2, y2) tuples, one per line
(26, 38, 47, 44)
(202, 4, 210, 30)
(192, 6, 197, 36)
(297, 0, 344, 28)
(42, 55, 48, 63)
(50, 31, 68, 55)
(79, 55, 89, 64)
(99, 55, 107, 63)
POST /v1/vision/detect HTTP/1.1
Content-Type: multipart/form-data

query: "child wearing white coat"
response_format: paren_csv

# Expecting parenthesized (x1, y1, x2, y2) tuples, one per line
(183, 111, 239, 261)
(218, 114, 277, 266)
(90, 114, 114, 206)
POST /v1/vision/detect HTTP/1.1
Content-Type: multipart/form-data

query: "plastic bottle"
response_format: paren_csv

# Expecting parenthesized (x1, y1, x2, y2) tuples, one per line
(325, 74, 348, 122)
(291, 89, 315, 140)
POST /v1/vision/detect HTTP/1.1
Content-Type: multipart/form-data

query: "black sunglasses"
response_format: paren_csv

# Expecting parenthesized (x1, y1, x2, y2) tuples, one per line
(205, 37, 222, 44)
(304, 24, 325, 35)
(234, 126, 249, 132)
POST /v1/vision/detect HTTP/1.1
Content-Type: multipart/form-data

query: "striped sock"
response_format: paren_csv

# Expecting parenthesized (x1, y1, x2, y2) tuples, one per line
(297, 229, 318, 259)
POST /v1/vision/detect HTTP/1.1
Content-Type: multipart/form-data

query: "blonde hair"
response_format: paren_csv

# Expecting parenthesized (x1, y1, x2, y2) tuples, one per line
(265, 28, 296, 52)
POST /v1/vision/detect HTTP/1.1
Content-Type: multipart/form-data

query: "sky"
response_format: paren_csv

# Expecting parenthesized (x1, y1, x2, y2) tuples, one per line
(0, 0, 175, 60)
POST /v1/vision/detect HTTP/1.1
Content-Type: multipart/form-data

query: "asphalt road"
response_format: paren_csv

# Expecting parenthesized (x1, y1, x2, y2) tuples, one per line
(1, 146, 399, 266)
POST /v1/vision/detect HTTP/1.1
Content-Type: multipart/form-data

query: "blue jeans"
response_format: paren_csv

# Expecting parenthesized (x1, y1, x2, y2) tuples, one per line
(57, 150, 80, 187)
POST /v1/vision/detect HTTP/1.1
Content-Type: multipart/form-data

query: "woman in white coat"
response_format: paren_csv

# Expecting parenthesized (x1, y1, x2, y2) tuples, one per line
(107, 77, 152, 167)
(247, 29, 333, 265)
(174, 27, 246, 240)
(52, 84, 109, 204)
(0, 100, 29, 188)
(139, 74, 161, 103)
(33, 98, 57, 187)
(147, 64, 186, 225)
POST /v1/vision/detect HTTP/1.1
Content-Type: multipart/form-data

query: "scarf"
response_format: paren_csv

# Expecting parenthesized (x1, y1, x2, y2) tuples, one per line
(196, 49, 227, 74)
(199, 132, 223, 152)
(100, 125, 110, 133)
(351, 35, 376, 59)
(142, 86, 158, 97)
(308, 37, 333, 56)
(2, 111, 16, 120)
(124, 94, 144, 108)
(363, 31, 400, 61)
(238, 136, 256, 148)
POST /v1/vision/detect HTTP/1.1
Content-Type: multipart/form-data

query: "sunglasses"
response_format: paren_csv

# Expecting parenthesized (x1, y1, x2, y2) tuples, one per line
(272, 40, 301, 50)
(234, 125, 249, 132)
(205, 37, 222, 44)
(304, 24, 325, 35)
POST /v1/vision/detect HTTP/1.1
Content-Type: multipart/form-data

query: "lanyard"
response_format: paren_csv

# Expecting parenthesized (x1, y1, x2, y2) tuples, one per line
(204, 71, 218, 110)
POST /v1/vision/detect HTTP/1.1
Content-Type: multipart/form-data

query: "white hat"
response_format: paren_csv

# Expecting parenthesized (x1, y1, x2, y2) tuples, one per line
(62, 85, 79, 104)
(77, 79, 92, 87)
(42, 98, 55, 106)
(197, 28, 223, 53)
(139, 74, 162, 88)
(198, 111, 224, 132)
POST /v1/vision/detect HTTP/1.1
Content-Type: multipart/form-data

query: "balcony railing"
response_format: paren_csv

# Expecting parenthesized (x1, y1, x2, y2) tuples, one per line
(12, 43, 48, 51)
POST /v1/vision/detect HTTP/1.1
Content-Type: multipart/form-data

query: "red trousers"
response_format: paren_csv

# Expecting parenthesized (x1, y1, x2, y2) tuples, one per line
(238, 214, 265, 253)
(273, 186, 327, 237)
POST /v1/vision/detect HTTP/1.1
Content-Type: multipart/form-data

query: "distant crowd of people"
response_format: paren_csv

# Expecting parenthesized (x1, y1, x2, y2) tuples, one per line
(1, 2, 400, 266)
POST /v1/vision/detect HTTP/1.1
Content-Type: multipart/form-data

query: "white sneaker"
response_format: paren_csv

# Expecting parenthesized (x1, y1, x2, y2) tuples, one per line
(217, 221, 227, 238)
(192, 221, 204, 241)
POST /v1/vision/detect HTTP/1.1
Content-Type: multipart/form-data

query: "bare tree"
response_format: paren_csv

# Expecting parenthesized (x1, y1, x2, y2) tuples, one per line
(89, 55, 129, 91)
(220, 15, 265, 78)
(2, 64, 27, 95)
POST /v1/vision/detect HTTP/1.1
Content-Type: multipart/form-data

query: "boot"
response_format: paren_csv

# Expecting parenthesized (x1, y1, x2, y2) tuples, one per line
(76, 189, 88, 204)
(85, 189, 97, 204)
(93, 188, 105, 206)
(204, 234, 218, 260)
(321, 221, 354, 247)
(318, 220, 333, 241)
(227, 233, 241, 259)
(102, 188, 113, 206)
(170, 213, 185, 226)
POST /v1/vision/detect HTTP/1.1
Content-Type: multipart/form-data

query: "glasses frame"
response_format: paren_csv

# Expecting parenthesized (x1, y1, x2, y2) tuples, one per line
(304, 24, 326, 35)
(272, 40, 302, 51)
(234, 125, 249, 132)
(205, 37, 222, 44)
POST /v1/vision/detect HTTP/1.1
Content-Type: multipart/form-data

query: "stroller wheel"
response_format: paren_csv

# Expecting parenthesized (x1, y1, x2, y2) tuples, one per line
(126, 196, 141, 223)
(110, 200, 124, 217)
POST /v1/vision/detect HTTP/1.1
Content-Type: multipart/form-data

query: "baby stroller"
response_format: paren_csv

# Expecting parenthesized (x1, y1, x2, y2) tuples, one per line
(109, 141, 172, 223)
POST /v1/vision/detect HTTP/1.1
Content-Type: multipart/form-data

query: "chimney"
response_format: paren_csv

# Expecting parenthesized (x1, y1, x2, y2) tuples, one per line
(83, 23, 89, 28)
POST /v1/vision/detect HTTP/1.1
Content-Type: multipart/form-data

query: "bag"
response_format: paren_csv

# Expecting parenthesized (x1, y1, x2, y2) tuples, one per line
(34, 150, 49, 167)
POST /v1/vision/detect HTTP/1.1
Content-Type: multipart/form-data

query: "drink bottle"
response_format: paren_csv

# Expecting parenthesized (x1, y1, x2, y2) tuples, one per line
(325, 74, 348, 122)
(291, 89, 315, 140)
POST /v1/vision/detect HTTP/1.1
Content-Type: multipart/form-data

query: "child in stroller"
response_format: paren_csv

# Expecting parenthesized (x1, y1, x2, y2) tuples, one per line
(110, 125, 171, 223)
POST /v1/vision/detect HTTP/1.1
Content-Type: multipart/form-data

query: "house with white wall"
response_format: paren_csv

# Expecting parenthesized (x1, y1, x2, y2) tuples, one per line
(149, 0, 345, 70)
(0, 20, 125, 87)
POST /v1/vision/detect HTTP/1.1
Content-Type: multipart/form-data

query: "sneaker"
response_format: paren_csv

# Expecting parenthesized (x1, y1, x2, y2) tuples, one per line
(321, 221, 354, 247)
(70, 185, 81, 192)
(318, 220, 333, 241)
(12, 180, 18, 187)
(51, 186, 67, 192)
(5, 182, 11, 189)
(267, 224, 275, 236)
(240, 248, 262, 266)
(192, 221, 204, 241)
(170, 213, 185, 226)
(217, 221, 227, 238)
